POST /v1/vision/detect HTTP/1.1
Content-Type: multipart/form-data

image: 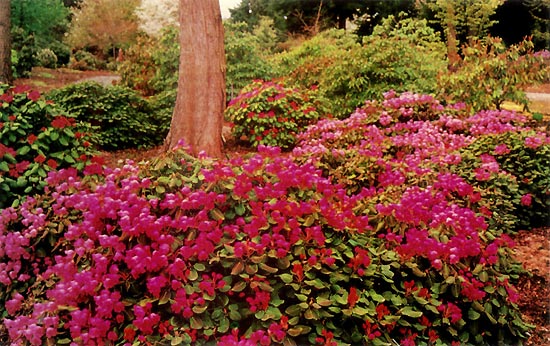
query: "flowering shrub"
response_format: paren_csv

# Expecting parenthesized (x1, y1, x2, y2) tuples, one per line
(1, 91, 546, 345)
(225, 80, 327, 150)
(0, 84, 97, 209)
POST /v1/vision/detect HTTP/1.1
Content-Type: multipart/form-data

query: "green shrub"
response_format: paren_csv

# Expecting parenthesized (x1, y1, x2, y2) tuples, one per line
(453, 126, 550, 232)
(47, 82, 166, 150)
(225, 21, 277, 100)
(68, 50, 106, 71)
(35, 48, 58, 69)
(271, 29, 359, 101)
(118, 27, 180, 96)
(272, 20, 446, 118)
(437, 37, 550, 113)
(225, 80, 327, 150)
(0, 84, 97, 209)
(10, 27, 36, 78)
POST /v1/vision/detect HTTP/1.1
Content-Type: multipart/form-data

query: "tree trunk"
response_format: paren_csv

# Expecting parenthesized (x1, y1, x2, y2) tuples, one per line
(444, 1, 461, 71)
(165, 0, 225, 157)
(0, 0, 12, 84)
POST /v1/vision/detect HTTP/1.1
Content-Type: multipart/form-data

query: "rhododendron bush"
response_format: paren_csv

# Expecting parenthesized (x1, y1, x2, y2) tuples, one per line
(0, 84, 97, 209)
(1, 91, 548, 345)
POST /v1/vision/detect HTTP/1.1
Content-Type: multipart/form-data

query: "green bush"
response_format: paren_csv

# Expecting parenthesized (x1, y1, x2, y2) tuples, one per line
(35, 48, 58, 69)
(0, 84, 97, 209)
(452, 124, 550, 232)
(225, 80, 327, 150)
(118, 27, 180, 96)
(225, 21, 277, 100)
(47, 82, 167, 150)
(272, 19, 447, 118)
(10, 27, 36, 78)
(437, 37, 550, 113)
(68, 50, 107, 71)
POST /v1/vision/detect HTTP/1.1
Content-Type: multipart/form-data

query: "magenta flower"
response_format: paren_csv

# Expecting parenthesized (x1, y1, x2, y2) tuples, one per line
(520, 193, 532, 206)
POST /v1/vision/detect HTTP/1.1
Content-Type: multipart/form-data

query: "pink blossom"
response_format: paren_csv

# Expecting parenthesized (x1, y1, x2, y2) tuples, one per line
(520, 193, 532, 206)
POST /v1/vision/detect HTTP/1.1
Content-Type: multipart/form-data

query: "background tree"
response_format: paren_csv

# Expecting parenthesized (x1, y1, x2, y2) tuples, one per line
(487, 0, 550, 50)
(354, 0, 417, 36)
(165, 0, 225, 157)
(0, 0, 11, 83)
(136, 0, 179, 38)
(418, 0, 504, 68)
(65, 0, 139, 59)
(230, 0, 370, 34)
(9, 0, 70, 75)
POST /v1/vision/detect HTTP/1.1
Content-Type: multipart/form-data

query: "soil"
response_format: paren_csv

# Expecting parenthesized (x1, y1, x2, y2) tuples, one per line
(13, 67, 120, 94)
(13, 68, 550, 345)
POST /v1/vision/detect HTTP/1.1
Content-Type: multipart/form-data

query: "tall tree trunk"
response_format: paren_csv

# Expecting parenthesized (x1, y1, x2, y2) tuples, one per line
(0, 0, 12, 84)
(165, 0, 225, 157)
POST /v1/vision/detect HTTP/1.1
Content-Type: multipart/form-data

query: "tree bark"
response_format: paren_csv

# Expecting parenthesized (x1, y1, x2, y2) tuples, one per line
(0, 0, 12, 84)
(444, 1, 461, 71)
(165, 0, 225, 157)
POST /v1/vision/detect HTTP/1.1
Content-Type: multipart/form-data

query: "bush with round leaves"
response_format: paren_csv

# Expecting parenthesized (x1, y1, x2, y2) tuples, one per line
(0, 84, 97, 209)
(48, 82, 168, 150)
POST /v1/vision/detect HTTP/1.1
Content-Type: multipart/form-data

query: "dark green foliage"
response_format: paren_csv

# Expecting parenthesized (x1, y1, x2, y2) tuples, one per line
(224, 21, 276, 100)
(47, 82, 168, 150)
(10, 0, 70, 75)
(454, 130, 550, 231)
(10, 27, 36, 78)
(68, 50, 107, 71)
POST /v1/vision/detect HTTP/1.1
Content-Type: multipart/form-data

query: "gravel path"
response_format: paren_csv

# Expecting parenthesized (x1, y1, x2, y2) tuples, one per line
(80, 75, 121, 87)
(526, 92, 550, 103)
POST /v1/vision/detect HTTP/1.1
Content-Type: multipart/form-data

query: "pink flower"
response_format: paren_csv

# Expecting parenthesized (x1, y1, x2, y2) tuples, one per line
(525, 136, 543, 149)
(27, 90, 41, 101)
(494, 144, 510, 155)
(520, 193, 532, 207)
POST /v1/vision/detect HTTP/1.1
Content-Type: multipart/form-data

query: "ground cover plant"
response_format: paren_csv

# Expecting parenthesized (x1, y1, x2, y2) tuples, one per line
(1, 88, 548, 345)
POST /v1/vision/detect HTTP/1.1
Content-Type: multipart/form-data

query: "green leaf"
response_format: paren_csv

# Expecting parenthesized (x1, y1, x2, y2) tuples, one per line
(468, 309, 481, 320)
(235, 203, 246, 215)
(400, 306, 422, 318)
(280, 273, 293, 284)
(194, 263, 206, 271)
(285, 304, 303, 317)
(259, 263, 278, 274)
(218, 317, 230, 333)
(171, 336, 183, 345)
(232, 281, 247, 292)
(17, 145, 30, 156)
(190, 316, 203, 329)
(187, 270, 198, 281)
(59, 136, 68, 146)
